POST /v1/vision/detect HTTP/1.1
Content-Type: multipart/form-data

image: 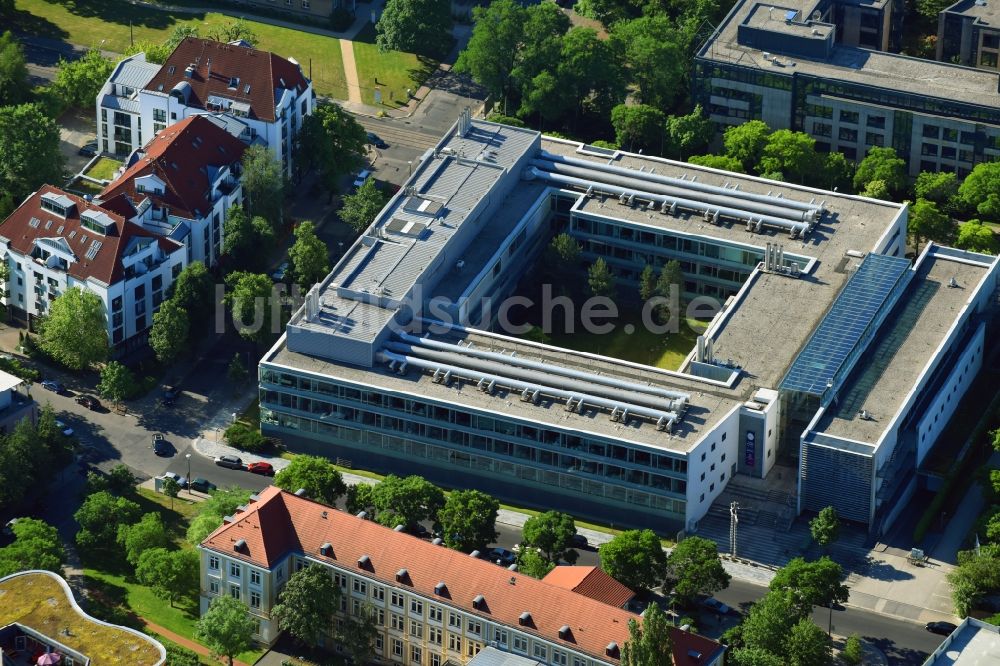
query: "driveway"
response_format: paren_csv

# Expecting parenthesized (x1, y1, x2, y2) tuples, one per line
(59, 110, 97, 180)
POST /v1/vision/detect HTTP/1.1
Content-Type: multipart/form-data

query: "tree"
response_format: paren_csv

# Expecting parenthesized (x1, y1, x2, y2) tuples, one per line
(759, 130, 816, 183)
(74, 491, 142, 552)
(454, 0, 527, 105)
(723, 120, 771, 171)
(948, 544, 1000, 617)
(516, 547, 556, 578)
(666, 105, 713, 160)
(165, 645, 202, 666)
(511, 3, 570, 115)
(370, 475, 445, 529)
(783, 618, 831, 666)
(688, 154, 745, 173)
(955, 219, 998, 254)
(740, 591, 797, 656)
(339, 603, 380, 665)
(665, 536, 731, 606)
(959, 161, 1000, 221)
(288, 221, 329, 289)
(40, 287, 109, 370)
(853, 146, 906, 197)
(242, 145, 284, 229)
(656, 260, 684, 300)
(809, 506, 840, 548)
(611, 16, 685, 110)
(599, 529, 666, 592)
(297, 103, 367, 190)
(207, 19, 259, 47)
(621, 603, 673, 666)
(117, 512, 169, 567)
(638, 264, 657, 302)
(53, 49, 113, 108)
(163, 476, 181, 509)
(197, 595, 257, 666)
(909, 198, 953, 247)
(98, 361, 136, 405)
(611, 104, 665, 153)
(0, 104, 64, 205)
(149, 298, 189, 364)
(728, 648, 784, 666)
(437, 489, 500, 553)
(170, 261, 215, 333)
(108, 463, 137, 494)
(272, 564, 341, 644)
(522, 511, 578, 565)
(768, 556, 849, 619)
(916, 0, 955, 20)
(274, 455, 347, 505)
(554, 27, 625, 122)
(822, 152, 854, 192)
(915, 171, 959, 208)
(0, 518, 64, 577)
(223, 205, 274, 271)
(587, 258, 616, 299)
(842, 634, 864, 665)
(123, 40, 172, 65)
(224, 271, 275, 344)
(0, 31, 30, 106)
(340, 177, 391, 232)
(376, 0, 452, 59)
(227, 354, 249, 386)
(861, 179, 890, 200)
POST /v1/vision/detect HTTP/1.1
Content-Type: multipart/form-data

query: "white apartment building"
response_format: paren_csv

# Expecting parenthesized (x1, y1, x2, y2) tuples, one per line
(98, 114, 246, 267)
(199, 486, 725, 666)
(96, 53, 161, 158)
(0, 186, 187, 353)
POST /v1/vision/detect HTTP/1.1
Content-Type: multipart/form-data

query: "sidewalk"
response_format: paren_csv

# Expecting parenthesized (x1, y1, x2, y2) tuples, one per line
(144, 619, 252, 666)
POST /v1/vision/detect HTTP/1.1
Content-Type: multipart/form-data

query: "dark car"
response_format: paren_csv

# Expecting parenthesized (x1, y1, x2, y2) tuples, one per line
(41, 380, 65, 393)
(570, 533, 588, 549)
(78, 139, 98, 156)
(925, 621, 958, 635)
(487, 547, 516, 567)
(189, 478, 217, 493)
(76, 395, 100, 410)
(151, 433, 170, 456)
(216, 455, 244, 470)
(367, 132, 388, 149)
(702, 597, 731, 614)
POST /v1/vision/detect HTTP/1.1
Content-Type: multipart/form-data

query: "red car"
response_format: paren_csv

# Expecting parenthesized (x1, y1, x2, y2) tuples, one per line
(247, 461, 274, 476)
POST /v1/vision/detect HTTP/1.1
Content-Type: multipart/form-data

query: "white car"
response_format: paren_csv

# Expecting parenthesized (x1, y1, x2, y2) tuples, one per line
(163, 471, 188, 488)
(55, 420, 73, 437)
(352, 169, 372, 189)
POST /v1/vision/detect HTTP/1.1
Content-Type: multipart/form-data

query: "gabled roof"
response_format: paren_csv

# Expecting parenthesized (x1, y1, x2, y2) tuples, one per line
(99, 115, 247, 221)
(143, 37, 309, 122)
(0, 185, 181, 285)
(541, 567, 635, 609)
(669, 626, 727, 665)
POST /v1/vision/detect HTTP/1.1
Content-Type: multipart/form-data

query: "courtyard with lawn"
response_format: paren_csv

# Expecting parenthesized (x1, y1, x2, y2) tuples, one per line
(82, 156, 122, 182)
(545, 313, 705, 370)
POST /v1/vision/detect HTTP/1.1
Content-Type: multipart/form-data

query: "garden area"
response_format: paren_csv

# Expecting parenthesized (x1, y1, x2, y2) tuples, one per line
(545, 314, 704, 371)
(351, 23, 435, 107)
(81, 156, 122, 182)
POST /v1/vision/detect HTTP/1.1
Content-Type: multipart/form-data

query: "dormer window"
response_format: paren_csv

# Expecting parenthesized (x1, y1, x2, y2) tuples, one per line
(244, 83, 251, 94)
(229, 76, 239, 89)
(40, 192, 74, 219)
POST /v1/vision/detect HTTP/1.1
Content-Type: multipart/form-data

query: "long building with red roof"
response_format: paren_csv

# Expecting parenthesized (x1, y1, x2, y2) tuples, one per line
(199, 486, 724, 665)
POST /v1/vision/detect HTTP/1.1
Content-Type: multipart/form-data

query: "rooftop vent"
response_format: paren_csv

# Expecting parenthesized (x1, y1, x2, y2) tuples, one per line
(509, 576, 516, 585)
(472, 594, 485, 610)
(294, 488, 307, 497)
(687, 650, 703, 660)
(559, 626, 572, 641)
(507, 564, 518, 572)
(431, 538, 443, 546)
(234, 539, 246, 552)
(394, 524, 405, 532)
(321, 511, 328, 519)
(435, 582, 447, 596)
(358, 555, 371, 568)
(396, 568, 409, 583)
(184, 64, 195, 78)
(518, 612, 531, 626)
(319, 543, 333, 556)
(470, 550, 481, 558)
(356, 510, 368, 519)
(859, 410, 874, 421)
(606, 643, 620, 658)
(948, 276, 959, 288)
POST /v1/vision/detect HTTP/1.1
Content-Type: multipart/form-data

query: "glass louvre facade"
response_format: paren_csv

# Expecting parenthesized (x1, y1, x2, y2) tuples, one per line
(259, 368, 689, 524)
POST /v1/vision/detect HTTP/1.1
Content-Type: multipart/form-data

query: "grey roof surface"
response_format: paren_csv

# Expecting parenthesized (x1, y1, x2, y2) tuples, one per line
(816, 250, 991, 444)
(943, 0, 1000, 25)
(469, 647, 544, 666)
(925, 618, 1000, 666)
(743, 4, 835, 39)
(700, 0, 1000, 107)
(100, 94, 141, 114)
(109, 54, 160, 91)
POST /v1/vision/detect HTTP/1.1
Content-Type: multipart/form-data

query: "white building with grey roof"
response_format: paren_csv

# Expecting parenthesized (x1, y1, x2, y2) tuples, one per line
(96, 53, 161, 158)
(258, 116, 1000, 539)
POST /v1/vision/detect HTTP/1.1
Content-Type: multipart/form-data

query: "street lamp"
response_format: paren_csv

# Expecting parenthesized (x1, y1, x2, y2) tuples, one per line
(407, 161, 413, 177)
(185, 453, 191, 495)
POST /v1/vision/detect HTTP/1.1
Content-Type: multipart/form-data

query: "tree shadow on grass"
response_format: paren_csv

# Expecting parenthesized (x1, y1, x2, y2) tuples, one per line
(13, 9, 70, 41)
(46, 0, 207, 30)
(407, 55, 439, 87)
(81, 574, 144, 630)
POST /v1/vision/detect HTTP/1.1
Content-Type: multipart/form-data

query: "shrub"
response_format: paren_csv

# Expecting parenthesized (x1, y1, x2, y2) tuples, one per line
(0, 355, 40, 382)
(165, 644, 202, 666)
(842, 634, 863, 665)
(224, 422, 270, 453)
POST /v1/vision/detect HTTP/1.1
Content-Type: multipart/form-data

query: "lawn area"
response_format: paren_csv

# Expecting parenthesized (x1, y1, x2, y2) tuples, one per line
(82, 156, 123, 181)
(13, 0, 348, 99)
(351, 23, 435, 107)
(66, 177, 103, 197)
(545, 314, 705, 371)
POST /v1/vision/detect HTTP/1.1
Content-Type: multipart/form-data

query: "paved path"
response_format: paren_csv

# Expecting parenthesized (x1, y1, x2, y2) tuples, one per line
(144, 619, 252, 666)
(340, 39, 363, 104)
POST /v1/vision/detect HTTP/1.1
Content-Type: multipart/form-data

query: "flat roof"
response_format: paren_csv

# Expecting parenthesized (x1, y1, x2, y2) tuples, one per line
(944, 0, 1000, 26)
(743, 4, 835, 39)
(699, 0, 1000, 108)
(925, 618, 1000, 666)
(816, 250, 991, 443)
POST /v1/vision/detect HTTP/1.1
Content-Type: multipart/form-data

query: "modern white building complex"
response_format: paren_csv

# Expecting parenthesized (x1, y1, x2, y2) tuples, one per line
(0, 186, 186, 353)
(258, 117, 1000, 538)
(198, 486, 726, 665)
(98, 114, 247, 267)
(97, 37, 314, 176)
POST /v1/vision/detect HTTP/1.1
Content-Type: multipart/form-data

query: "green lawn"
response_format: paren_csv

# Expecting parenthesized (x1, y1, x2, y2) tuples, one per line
(66, 176, 104, 196)
(14, 0, 348, 99)
(351, 24, 435, 107)
(83, 156, 123, 181)
(546, 314, 705, 371)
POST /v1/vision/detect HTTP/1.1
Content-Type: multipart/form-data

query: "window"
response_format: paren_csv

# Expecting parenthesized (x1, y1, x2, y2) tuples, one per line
(391, 613, 405, 631)
(865, 132, 884, 147)
(210, 580, 219, 595)
(839, 110, 859, 124)
(553, 649, 568, 666)
(922, 124, 940, 139)
(250, 570, 260, 586)
(449, 634, 462, 653)
(943, 128, 958, 142)
(376, 608, 386, 625)
(867, 115, 886, 129)
(467, 642, 481, 658)
(375, 635, 384, 652)
(250, 591, 261, 609)
(229, 562, 241, 578)
(230, 585, 241, 600)
(302, 0, 310, 7)
(410, 620, 423, 638)
(411, 646, 422, 664)
(354, 579, 367, 595)
(335, 572, 347, 589)
(410, 599, 423, 616)
(428, 605, 442, 622)
(153, 109, 166, 123)
(838, 127, 858, 142)
(493, 629, 508, 647)
(391, 591, 404, 608)
(812, 121, 832, 137)
(533, 643, 548, 661)
(372, 585, 385, 602)
(467, 619, 482, 636)
(353, 599, 362, 616)
(392, 638, 403, 659)
(431, 655, 441, 666)
(428, 627, 442, 645)
(448, 612, 462, 629)
(209, 556, 219, 570)
(513, 636, 528, 654)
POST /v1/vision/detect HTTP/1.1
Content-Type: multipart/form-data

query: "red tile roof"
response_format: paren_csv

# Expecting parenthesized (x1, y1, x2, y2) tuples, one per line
(205, 487, 638, 662)
(669, 626, 726, 665)
(99, 115, 247, 221)
(541, 567, 635, 609)
(144, 37, 309, 122)
(0, 185, 182, 285)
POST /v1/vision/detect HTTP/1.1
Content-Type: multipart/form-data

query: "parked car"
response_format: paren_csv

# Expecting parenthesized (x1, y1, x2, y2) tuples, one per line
(162, 387, 179, 407)
(216, 455, 244, 470)
(78, 139, 98, 156)
(76, 395, 100, 410)
(925, 621, 958, 635)
(41, 380, 65, 393)
(151, 433, 169, 456)
(247, 461, 275, 476)
(570, 533, 588, 549)
(701, 598, 731, 615)
(2, 518, 19, 536)
(189, 478, 217, 493)
(163, 471, 188, 488)
(55, 420, 74, 437)
(352, 169, 372, 189)
(270, 261, 289, 282)
(487, 548, 516, 567)
(367, 132, 388, 149)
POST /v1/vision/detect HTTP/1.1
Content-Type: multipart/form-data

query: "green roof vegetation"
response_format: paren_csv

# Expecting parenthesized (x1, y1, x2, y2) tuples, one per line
(82, 157, 123, 182)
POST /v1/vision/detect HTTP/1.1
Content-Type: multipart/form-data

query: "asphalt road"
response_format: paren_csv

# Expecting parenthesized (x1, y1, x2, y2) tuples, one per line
(353, 115, 440, 187)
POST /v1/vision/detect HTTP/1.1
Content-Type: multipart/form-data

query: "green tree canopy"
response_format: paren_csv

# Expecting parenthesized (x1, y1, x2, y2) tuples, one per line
(544, 232, 582, 290)
(516, 547, 556, 578)
(341, 177, 391, 232)
(809, 506, 840, 548)
(197, 595, 257, 666)
(664, 536, 731, 606)
(759, 130, 816, 184)
(599, 529, 666, 592)
(611, 16, 685, 110)
(41, 287, 109, 370)
(223, 205, 274, 272)
(241, 145, 284, 229)
(915, 171, 959, 208)
(274, 455, 347, 506)
(511, 4, 570, 113)
(150, 298, 190, 365)
(0, 518, 64, 577)
(74, 491, 142, 552)
(162, 476, 181, 509)
(170, 261, 216, 332)
(666, 105, 713, 160)
(555, 27, 626, 121)
(207, 19, 259, 47)
(340, 603, 381, 665)
(0, 104, 64, 204)
(376, 0, 453, 59)
(370, 475, 446, 529)
(740, 590, 797, 656)
(861, 179, 890, 200)
(723, 120, 771, 171)
(915, 0, 955, 20)
(783, 618, 831, 666)
(436, 489, 500, 554)
(123, 40, 172, 65)
(853, 146, 906, 196)
(822, 152, 854, 192)
(587, 258, 616, 299)
(224, 271, 275, 344)
(227, 354, 249, 386)
(688, 154, 745, 173)
(768, 556, 848, 618)
(909, 198, 953, 247)
(611, 104, 665, 153)
(955, 219, 998, 254)
(53, 49, 113, 108)
(272, 563, 341, 644)
(454, 0, 527, 103)
(187, 487, 253, 545)
(958, 161, 1000, 221)
(117, 512, 169, 567)
(297, 103, 367, 190)
(728, 647, 784, 666)
(638, 264, 657, 301)
(288, 221, 329, 289)
(97, 361, 136, 404)
(0, 31, 30, 106)
(621, 603, 673, 666)
(948, 544, 1000, 616)
(522, 511, 578, 565)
